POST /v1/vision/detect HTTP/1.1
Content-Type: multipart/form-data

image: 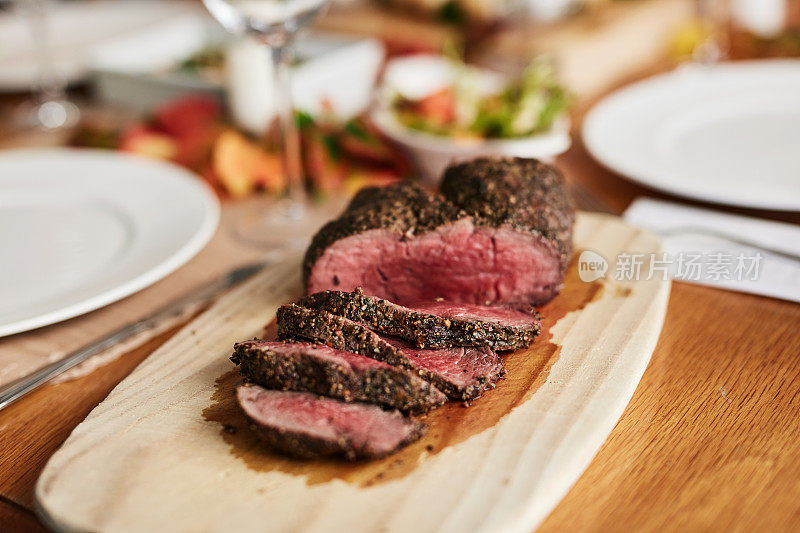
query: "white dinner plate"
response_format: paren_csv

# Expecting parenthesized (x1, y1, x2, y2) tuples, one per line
(0, 149, 219, 337)
(583, 60, 800, 211)
(0, 0, 200, 91)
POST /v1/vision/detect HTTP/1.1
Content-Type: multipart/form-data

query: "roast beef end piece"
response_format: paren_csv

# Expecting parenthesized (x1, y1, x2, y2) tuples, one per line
(298, 289, 541, 350)
(306, 221, 563, 308)
(237, 386, 425, 460)
(232, 340, 446, 414)
(276, 304, 505, 400)
(303, 157, 573, 308)
(440, 156, 574, 267)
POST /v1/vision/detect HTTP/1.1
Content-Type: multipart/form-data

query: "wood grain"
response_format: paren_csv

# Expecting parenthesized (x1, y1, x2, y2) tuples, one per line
(538, 282, 800, 533)
(34, 213, 669, 533)
(0, 497, 45, 533)
(0, 325, 191, 510)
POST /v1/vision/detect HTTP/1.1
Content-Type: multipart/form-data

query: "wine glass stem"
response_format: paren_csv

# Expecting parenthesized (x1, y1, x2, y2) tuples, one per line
(270, 44, 307, 213)
(26, 0, 64, 103)
(695, 0, 727, 63)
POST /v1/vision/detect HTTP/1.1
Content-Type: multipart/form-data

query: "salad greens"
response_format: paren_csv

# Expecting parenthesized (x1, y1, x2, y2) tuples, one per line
(392, 56, 570, 140)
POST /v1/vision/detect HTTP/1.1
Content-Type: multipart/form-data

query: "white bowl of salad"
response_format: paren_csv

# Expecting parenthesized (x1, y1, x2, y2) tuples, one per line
(372, 54, 572, 184)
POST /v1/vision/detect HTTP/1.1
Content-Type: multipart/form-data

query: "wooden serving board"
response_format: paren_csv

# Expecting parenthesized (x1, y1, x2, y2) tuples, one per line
(35, 213, 670, 533)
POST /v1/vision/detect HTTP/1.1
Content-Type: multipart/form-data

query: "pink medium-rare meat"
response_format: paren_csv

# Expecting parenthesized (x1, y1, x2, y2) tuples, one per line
(380, 337, 506, 399)
(237, 386, 424, 460)
(276, 304, 505, 400)
(231, 340, 446, 414)
(408, 300, 539, 328)
(306, 219, 562, 308)
(303, 157, 574, 308)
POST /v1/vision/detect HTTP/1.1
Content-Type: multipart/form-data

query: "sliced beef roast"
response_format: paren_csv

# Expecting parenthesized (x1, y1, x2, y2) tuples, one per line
(277, 304, 505, 400)
(237, 386, 424, 460)
(298, 289, 541, 350)
(304, 157, 574, 307)
(232, 340, 446, 414)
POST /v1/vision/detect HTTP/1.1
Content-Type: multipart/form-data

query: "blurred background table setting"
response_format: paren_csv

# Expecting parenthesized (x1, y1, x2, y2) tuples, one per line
(0, 0, 799, 530)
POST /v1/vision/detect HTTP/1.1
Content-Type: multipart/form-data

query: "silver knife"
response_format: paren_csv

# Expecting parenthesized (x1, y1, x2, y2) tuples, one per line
(0, 261, 269, 412)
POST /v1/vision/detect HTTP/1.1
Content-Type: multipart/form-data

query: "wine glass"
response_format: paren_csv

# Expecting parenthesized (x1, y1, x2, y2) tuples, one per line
(694, 0, 729, 63)
(201, 0, 332, 250)
(13, 0, 80, 131)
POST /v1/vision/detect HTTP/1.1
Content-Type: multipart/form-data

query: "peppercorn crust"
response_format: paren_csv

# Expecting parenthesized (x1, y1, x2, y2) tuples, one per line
(298, 289, 541, 350)
(232, 340, 446, 414)
(276, 304, 505, 401)
(441, 157, 574, 275)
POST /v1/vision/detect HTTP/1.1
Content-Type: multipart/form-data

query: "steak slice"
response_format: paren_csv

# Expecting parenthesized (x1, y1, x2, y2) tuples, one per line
(298, 289, 541, 350)
(277, 304, 505, 400)
(381, 337, 506, 401)
(303, 157, 574, 308)
(237, 386, 424, 460)
(231, 340, 446, 414)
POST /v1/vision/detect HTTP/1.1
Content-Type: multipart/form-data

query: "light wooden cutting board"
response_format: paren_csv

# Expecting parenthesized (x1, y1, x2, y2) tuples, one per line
(35, 212, 670, 533)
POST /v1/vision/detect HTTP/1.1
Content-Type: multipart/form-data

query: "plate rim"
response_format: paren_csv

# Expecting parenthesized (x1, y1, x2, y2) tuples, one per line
(0, 148, 220, 337)
(582, 59, 800, 211)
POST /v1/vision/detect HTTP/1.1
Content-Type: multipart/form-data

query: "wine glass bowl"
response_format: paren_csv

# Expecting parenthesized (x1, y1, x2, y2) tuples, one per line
(202, 0, 328, 48)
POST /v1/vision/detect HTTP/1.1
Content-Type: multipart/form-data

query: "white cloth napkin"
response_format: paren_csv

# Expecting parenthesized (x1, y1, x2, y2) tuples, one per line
(623, 197, 800, 303)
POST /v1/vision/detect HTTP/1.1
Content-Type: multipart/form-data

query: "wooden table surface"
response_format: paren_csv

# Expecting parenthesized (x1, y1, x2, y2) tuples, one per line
(2, 78, 800, 533)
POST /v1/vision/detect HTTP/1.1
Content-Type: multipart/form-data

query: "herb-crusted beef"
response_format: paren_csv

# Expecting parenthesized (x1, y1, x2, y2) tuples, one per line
(304, 157, 574, 307)
(440, 157, 573, 273)
(232, 340, 446, 414)
(298, 289, 541, 350)
(277, 304, 505, 400)
(237, 386, 424, 460)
